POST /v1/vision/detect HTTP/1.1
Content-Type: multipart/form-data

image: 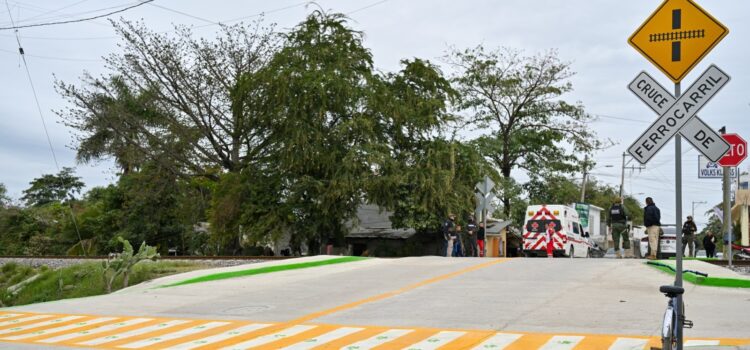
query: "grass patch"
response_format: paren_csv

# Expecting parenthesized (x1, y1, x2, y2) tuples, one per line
(645, 261, 750, 288)
(1, 261, 208, 307)
(162, 256, 369, 288)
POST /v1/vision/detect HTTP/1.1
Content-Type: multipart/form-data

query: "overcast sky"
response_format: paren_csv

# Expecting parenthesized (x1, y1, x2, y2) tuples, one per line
(1, 0, 748, 228)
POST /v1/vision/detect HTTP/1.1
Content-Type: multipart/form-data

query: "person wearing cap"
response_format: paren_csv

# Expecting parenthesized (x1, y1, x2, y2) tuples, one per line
(608, 196, 630, 258)
(442, 213, 457, 257)
(682, 215, 698, 257)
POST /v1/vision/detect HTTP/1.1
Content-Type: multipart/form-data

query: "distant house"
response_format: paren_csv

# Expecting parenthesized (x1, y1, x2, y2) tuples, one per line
(346, 205, 441, 257)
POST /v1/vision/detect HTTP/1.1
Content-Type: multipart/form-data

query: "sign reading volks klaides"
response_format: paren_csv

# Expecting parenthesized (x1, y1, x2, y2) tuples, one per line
(698, 155, 738, 179)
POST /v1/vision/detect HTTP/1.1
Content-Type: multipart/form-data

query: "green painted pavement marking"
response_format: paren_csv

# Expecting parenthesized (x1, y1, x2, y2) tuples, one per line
(645, 261, 750, 288)
(161, 257, 369, 287)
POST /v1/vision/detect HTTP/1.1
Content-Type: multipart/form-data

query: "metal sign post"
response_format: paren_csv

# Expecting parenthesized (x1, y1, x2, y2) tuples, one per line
(628, 1, 732, 347)
(475, 176, 496, 257)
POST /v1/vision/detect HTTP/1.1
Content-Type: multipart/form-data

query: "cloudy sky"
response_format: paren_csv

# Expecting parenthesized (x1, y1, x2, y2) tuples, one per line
(0, 0, 748, 228)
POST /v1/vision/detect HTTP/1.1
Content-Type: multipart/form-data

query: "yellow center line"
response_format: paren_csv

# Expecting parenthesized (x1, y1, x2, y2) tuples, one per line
(289, 258, 510, 324)
(208, 259, 508, 349)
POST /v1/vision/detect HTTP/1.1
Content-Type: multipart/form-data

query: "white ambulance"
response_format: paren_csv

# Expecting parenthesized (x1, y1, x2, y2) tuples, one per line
(522, 204, 592, 258)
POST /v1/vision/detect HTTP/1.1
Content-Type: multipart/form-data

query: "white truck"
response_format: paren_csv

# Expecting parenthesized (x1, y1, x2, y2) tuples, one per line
(522, 205, 593, 258)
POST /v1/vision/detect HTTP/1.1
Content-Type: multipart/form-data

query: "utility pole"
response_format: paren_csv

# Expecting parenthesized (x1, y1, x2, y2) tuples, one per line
(720, 126, 732, 267)
(581, 155, 589, 203)
(619, 152, 646, 203)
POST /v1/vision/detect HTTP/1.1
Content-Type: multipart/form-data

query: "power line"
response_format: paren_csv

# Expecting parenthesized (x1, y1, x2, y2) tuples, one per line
(147, 2, 218, 25)
(4, 0, 87, 255)
(0, 47, 103, 62)
(348, 0, 390, 14)
(0, 0, 153, 31)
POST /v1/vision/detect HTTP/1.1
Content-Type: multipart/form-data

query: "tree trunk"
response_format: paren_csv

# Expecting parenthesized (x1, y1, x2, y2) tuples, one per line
(501, 165, 512, 217)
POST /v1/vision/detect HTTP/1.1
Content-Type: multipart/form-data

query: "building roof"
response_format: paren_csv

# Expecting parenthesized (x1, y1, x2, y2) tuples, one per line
(346, 204, 416, 240)
(485, 219, 513, 235)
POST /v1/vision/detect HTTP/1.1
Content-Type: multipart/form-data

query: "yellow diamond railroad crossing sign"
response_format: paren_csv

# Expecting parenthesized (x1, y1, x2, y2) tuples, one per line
(629, 0, 728, 83)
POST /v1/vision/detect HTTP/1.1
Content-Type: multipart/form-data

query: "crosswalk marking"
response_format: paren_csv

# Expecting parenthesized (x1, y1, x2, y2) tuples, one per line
(471, 332, 522, 349)
(281, 327, 363, 350)
(341, 329, 413, 349)
(1, 317, 117, 341)
(37, 318, 153, 344)
(220, 325, 316, 350)
(77, 320, 191, 346)
(0, 312, 746, 350)
(539, 335, 584, 350)
(118, 321, 230, 348)
(0, 314, 52, 328)
(684, 339, 720, 346)
(165, 323, 272, 350)
(0, 315, 84, 336)
(608, 337, 649, 350)
(396, 330, 465, 350)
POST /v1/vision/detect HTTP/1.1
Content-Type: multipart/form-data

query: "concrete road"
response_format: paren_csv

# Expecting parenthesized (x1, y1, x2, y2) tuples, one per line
(1, 256, 749, 349)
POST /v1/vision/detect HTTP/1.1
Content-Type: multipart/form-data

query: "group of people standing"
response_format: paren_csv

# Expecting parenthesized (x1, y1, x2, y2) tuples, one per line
(442, 213, 486, 257)
(610, 196, 717, 259)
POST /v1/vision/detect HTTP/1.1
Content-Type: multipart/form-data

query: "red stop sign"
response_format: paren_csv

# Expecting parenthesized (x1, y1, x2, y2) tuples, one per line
(718, 133, 747, 167)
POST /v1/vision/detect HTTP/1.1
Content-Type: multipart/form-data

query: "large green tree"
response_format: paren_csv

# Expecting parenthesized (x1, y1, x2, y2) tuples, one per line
(446, 46, 601, 216)
(58, 19, 279, 178)
(21, 167, 84, 207)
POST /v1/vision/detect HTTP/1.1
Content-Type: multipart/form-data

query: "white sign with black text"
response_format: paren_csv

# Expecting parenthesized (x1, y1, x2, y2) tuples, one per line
(698, 156, 738, 179)
(627, 65, 731, 164)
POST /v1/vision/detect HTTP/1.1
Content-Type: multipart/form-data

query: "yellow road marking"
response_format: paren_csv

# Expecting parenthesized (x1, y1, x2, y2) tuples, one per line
(572, 335, 619, 349)
(200, 323, 310, 350)
(504, 333, 553, 350)
(440, 330, 494, 349)
(311, 326, 385, 349)
(95, 320, 200, 348)
(250, 324, 339, 350)
(370, 329, 436, 350)
(0, 317, 118, 342)
(290, 259, 509, 324)
(54, 318, 165, 346)
(134, 321, 243, 349)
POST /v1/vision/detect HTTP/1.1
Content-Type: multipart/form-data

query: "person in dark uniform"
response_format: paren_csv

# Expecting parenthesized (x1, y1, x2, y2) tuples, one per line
(608, 197, 630, 258)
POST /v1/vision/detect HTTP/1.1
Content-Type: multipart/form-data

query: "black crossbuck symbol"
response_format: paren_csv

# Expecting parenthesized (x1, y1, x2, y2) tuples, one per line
(648, 9, 705, 62)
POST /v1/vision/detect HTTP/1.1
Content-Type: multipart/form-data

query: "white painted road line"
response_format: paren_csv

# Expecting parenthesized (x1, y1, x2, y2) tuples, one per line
(608, 337, 649, 350)
(0, 314, 22, 319)
(0, 316, 84, 335)
(685, 340, 721, 347)
(118, 321, 230, 349)
(471, 332, 523, 349)
(77, 320, 191, 346)
(539, 335, 584, 350)
(37, 318, 153, 344)
(281, 327, 364, 350)
(165, 323, 273, 350)
(398, 330, 465, 350)
(2, 317, 117, 340)
(340, 329, 413, 350)
(0, 315, 52, 328)
(220, 325, 317, 350)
